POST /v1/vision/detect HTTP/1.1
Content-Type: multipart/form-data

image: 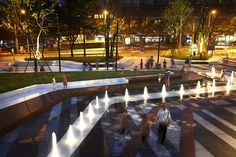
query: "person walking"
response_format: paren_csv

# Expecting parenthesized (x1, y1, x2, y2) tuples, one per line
(220, 68, 227, 82)
(119, 112, 128, 135)
(62, 74, 68, 89)
(164, 71, 171, 88)
(170, 55, 176, 68)
(189, 55, 192, 67)
(155, 103, 171, 144)
(96, 59, 99, 70)
(163, 59, 167, 69)
(149, 56, 154, 69)
(140, 59, 143, 69)
(52, 75, 56, 90)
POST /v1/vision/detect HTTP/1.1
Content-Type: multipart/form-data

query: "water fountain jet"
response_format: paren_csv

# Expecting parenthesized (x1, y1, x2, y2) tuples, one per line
(66, 125, 76, 146)
(161, 84, 167, 103)
(226, 80, 231, 95)
(77, 112, 86, 132)
(88, 103, 95, 121)
(124, 88, 129, 108)
(179, 84, 184, 100)
(196, 81, 201, 97)
(104, 90, 109, 107)
(212, 79, 216, 97)
(230, 71, 234, 85)
(211, 66, 216, 78)
(51, 132, 59, 157)
(144, 86, 148, 100)
(95, 96, 99, 109)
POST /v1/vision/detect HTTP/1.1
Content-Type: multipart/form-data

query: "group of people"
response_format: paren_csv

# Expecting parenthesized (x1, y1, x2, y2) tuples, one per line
(118, 103, 172, 146)
(51, 74, 68, 90)
(140, 55, 176, 70)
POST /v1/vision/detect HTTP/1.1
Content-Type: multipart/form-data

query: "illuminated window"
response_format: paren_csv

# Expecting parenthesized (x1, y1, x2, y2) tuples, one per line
(100, 14, 104, 18)
(94, 14, 99, 19)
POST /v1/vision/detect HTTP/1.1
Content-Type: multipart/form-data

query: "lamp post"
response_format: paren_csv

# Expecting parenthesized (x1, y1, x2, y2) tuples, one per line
(104, 10, 109, 70)
(208, 10, 217, 27)
(57, 16, 61, 72)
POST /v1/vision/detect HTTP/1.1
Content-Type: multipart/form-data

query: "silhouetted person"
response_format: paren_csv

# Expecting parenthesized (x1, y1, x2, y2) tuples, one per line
(140, 59, 143, 69)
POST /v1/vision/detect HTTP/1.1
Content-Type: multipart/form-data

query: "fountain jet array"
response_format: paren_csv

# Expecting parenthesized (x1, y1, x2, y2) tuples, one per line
(161, 84, 167, 103)
(179, 84, 184, 100)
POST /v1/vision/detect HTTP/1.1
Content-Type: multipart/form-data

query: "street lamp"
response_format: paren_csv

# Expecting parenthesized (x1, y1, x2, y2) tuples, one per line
(104, 9, 109, 70)
(20, 9, 26, 15)
(209, 9, 217, 27)
(57, 16, 61, 72)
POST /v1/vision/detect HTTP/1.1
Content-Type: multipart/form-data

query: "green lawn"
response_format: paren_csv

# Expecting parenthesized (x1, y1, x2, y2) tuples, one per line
(44, 48, 105, 53)
(0, 71, 165, 94)
(25, 56, 123, 63)
(162, 48, 211, 60)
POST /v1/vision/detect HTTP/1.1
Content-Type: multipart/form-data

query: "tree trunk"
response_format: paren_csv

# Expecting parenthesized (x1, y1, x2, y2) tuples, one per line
(110, 35, 115, 57)
(83, 29, 86, 57)
(178, 16, 183, 49)
(14, 24, 19, 54)
(70, 43, 74, 57)
(42, 38, 45, 58)
(27, 38, 31, 58)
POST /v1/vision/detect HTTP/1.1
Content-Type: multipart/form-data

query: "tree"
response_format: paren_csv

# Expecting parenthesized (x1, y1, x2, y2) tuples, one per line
(0, 0, 26, 53)
(0, 0, 59, 72)
(161, 0, 193, 49)
(60, 0, 97, 57)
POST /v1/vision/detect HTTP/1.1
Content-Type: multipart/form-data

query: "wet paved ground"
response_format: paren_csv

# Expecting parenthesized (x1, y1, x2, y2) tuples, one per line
(0, 84, 236, 157)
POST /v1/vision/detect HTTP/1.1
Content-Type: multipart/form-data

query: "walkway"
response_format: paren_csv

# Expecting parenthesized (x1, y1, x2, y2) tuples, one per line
(0, 78, 128, 110)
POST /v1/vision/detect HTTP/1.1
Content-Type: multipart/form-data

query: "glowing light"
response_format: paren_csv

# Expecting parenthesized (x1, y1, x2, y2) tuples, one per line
(161, 84, 167, 103)
(211, 10, 217, 15)
(20, 9, 26, 15)
(158, 76, 161, 83)
(104, 10, 108, 16)
(179, 84, 184, 100)
(51, 132, 59, 157)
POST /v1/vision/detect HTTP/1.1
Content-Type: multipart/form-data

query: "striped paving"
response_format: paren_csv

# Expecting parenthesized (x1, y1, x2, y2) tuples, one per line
(225, 107, 236, 115)
(1, 88, 236, 157)
(127, 105, 172, 157)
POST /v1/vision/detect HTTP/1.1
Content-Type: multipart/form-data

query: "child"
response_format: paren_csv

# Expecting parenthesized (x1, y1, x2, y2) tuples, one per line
(52, 75, 56, 90)
(62, 74, 68, 89)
